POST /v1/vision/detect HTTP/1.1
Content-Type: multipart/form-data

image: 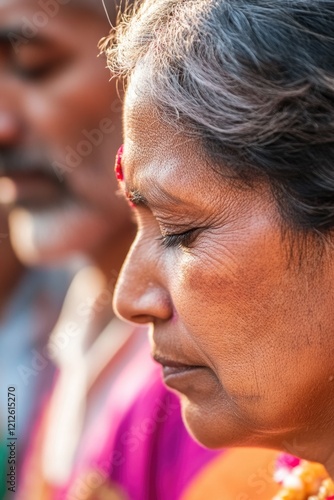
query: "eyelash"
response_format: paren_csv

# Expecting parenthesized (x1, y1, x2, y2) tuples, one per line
(14, 64, 52, 81)
(158, 228, 200, 249)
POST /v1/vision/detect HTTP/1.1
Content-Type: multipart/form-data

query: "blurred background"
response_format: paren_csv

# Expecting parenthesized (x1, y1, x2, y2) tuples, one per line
(0, 1, 138, 498)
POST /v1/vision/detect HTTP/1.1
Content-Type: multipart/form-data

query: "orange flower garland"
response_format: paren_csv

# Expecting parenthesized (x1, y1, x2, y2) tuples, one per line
(273, 454, 334, 500)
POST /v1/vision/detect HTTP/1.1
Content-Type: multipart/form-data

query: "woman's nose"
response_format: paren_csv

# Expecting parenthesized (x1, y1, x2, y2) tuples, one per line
(114, 238, 173, 325)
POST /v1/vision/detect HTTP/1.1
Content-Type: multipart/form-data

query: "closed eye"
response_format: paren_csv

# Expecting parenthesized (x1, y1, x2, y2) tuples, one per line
(158, 228, 201, 249)
(13, 63, 55, 81)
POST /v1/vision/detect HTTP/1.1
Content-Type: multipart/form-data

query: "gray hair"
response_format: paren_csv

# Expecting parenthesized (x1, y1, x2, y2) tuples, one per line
(102, 0, 334, 232)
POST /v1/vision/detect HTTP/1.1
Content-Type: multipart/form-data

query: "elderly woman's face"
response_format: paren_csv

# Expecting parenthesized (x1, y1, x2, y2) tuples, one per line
(115, 76, 334, 452)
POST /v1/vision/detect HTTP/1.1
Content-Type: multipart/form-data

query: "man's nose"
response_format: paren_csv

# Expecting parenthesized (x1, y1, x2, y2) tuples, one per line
(0, 109, 21, 146)
(114, 238, 173, 325)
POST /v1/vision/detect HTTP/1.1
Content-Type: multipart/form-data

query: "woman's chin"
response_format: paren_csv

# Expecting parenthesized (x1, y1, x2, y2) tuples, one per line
(177, 394, 237, 449)
(179, 394, 272, 450)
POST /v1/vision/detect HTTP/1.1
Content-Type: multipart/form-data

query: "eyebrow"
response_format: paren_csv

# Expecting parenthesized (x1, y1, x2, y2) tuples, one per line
(127, 182, 190, 210)
(127, 189, 149, 208)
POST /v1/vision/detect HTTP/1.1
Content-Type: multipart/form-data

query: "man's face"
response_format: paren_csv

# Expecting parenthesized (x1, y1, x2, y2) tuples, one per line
(0, 0, 132, 264)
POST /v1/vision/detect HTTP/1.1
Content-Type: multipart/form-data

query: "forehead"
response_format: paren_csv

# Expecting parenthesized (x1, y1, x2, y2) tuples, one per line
(125, 77, 196, 171)
(123, 69, 223, 208)
(122, 68, 273, 217)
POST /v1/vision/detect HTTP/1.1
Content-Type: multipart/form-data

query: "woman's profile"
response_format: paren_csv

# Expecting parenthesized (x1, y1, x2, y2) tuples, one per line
(102, 1, 334, 497)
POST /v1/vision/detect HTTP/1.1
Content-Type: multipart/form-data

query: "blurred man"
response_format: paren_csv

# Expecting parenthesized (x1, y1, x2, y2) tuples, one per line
(0, 1, 136, 497)
(0, 0, 133, 267)
(0, 2, 233, 499)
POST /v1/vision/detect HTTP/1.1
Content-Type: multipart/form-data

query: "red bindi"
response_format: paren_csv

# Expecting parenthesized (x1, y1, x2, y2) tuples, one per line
(115, 144, 124, 182)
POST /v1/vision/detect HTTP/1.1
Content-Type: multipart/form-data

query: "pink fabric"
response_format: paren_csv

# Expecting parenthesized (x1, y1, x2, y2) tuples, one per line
(23, 327, 224, 499)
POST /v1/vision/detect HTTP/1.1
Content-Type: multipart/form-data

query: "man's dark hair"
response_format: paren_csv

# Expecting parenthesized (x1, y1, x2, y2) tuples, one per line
(104, 0, 334, 233)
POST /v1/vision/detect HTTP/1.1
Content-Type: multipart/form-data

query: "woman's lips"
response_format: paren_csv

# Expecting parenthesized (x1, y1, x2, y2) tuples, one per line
(153, 354, 206, 389)
(162, 364, 200, 378)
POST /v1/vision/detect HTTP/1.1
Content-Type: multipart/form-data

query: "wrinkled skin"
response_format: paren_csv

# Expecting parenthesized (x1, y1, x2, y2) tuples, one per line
(115, 70, 334, 473)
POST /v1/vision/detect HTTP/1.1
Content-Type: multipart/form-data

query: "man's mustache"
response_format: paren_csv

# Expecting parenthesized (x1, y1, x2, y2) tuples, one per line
(0, 148, 59, 182)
